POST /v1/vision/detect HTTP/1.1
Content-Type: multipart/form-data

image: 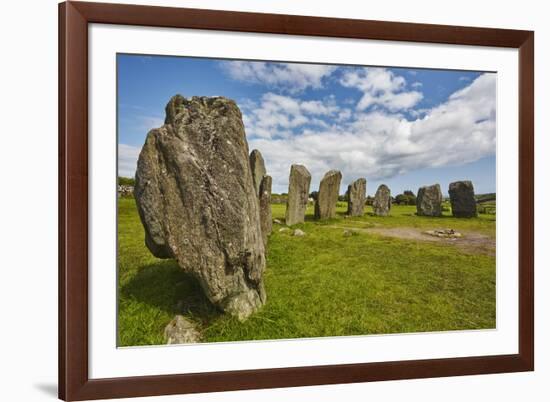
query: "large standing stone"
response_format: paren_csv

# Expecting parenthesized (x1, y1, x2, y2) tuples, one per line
(249, 149, 266, 197)
(134, 94, 266, 320)
(314, 170, 343, 219)
(346, 178, 367, 216)
(372, 184, 391, 216)
(285, 164, 311, 226)
(259, 175, 272, 248)
(416, 184, 443, 216)
(449, 180, 477, 218)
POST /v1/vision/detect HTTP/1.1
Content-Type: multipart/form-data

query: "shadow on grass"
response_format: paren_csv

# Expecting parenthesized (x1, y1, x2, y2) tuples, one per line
(120, 259, 221, 325)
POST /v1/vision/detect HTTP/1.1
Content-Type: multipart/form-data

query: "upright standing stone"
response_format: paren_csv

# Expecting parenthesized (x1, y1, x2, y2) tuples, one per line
(134, 94, 266, 320)
(372, 184, 391, 216)
(347, 178, 367, 216)
(249, 149, 266, 197)
(314, 170, 343, 219)
(285, 164, 311, 226)
(416, 184, 443, 216)
(449, 180, 477, 217)
(259, 175, 272, 248)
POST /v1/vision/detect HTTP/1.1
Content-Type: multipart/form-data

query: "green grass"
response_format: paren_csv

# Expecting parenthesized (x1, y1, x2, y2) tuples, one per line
(118, 198, 496, 346)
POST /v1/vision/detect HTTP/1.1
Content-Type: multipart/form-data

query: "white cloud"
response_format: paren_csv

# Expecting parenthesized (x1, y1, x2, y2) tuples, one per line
(118, 70, 496, 195)
(340, 67, 423, 111)
(336, 108, 352, 122)
(248, 73, 496, 194)
(220, 61, 336, 93)
(118, 143, 141, 178)
(242, 92, 341, 139)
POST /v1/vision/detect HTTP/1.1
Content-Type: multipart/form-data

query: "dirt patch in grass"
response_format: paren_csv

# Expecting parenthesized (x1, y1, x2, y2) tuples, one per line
(330, 225, 495, 257)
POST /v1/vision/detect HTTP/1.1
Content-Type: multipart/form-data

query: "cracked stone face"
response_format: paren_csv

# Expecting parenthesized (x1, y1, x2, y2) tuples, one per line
(285, 164, 311, 226)
(249, 149, 266, 197)
(315, 170, 342, 220)
(259, 175, 273, 248)
(134, 94, 266, 320)
(347, 178, 367, 217)
(416, 184, 443, 217)
(449, 180, 477, 218)
(373, 184, 391, 216)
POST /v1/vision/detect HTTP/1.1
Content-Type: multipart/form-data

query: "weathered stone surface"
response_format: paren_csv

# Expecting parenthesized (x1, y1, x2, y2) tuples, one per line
(164, 315, 201, 344)
(134, 94, 266, 320)
(416, 184, 443, 217)
(285, 164, 311, 226)
(448, 181, 477, 218)
(259, 175, 272, 248)
(372, 184, 391, 216)
(249, 149, 266, 197)
(346, 178, 367, 216)
(293, 229, 305, 237)
(314, 170, 343, 219)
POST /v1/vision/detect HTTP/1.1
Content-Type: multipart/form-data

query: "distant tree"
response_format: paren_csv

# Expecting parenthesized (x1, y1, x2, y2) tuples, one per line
(118, 176, 135, 186)
(394, 194, 408, 205)
(338, 194, 348, 202)
(394, 191, 416, 205)
(365, 195, 374, 206)
(309, 191, 319, 201)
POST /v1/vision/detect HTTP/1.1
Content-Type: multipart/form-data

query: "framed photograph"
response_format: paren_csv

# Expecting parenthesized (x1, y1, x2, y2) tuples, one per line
(59, 1, 534, 400)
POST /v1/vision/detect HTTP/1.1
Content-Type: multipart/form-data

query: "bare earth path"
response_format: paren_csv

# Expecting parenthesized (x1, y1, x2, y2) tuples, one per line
(328, 225, 496, 257)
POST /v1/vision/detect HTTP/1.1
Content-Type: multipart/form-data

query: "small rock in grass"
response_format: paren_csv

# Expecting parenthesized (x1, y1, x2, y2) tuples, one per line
(343, 229, 359, 237)
(293, 229, 306, 237)
(424, 229, 462, 238)
(164, 315, 201, 344)
(278, 227, 289, 233)
(273, 218, 282, 224)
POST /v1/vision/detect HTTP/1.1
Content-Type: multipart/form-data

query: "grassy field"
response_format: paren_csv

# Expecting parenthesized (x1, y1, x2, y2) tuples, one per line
(118, 198, 496, 346)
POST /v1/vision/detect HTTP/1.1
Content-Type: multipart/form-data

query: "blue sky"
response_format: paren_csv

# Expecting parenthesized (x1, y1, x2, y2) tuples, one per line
(118, 54, 496, 196)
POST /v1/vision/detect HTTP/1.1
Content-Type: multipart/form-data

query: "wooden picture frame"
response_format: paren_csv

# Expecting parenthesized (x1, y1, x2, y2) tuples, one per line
(59, 1, 534, 400)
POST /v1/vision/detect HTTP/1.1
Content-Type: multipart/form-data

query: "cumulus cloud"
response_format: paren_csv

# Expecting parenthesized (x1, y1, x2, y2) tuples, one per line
(220, 61, 337, 93)
(118, 68, 496, 195)
(340, 67, 423, 111)
(242, 92, 341, 139)
(118, 143, 141, 178)
(247, 73, 496, 193)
